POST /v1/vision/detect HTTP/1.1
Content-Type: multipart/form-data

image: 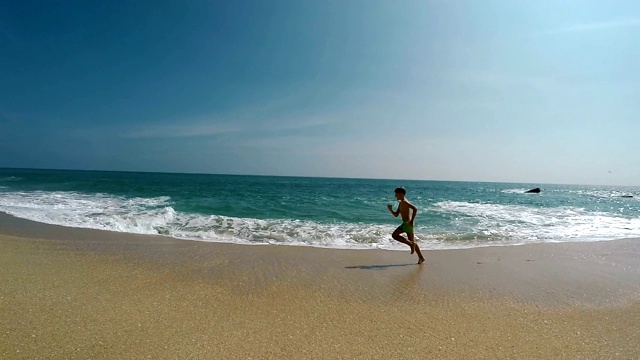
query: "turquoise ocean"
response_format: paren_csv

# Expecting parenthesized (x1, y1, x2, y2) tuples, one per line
(1, 168, 639, 250)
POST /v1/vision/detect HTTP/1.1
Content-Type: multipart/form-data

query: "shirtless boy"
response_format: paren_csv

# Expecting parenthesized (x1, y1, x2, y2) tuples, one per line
(387, 187, 425, 264)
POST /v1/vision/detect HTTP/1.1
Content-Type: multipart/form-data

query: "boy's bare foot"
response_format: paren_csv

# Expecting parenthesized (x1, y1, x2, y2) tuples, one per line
(410, 242, 416, 254)
(418, 258, 425, 265)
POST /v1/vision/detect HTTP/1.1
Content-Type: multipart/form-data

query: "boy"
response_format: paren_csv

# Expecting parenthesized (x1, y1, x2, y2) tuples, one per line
(387, 187, 425, 264)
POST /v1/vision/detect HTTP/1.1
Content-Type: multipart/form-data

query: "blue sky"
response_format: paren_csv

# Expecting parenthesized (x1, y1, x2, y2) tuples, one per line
(1, 0, 639, 185)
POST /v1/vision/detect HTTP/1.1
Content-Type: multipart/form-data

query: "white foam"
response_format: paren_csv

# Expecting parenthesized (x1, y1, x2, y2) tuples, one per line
(433, 201, 640, 243)
(0, 190, 406, 250)
(500, 188, 529, 194)
(1, 190, 639, 251)
(576, 189, 637, 199)
(0, 190, 175, 234)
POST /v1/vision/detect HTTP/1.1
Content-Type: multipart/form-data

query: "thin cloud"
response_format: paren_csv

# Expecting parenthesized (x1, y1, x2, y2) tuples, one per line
(123, 123, 241, 139)
(121, 115, 336, 139)
(453, 70, 561, 92)
(539, 18, 640, 35)
(119, 91, 339, 140)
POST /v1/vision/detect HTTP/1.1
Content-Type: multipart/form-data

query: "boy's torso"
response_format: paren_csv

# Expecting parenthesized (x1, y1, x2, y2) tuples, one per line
(398, 200, 412, 222)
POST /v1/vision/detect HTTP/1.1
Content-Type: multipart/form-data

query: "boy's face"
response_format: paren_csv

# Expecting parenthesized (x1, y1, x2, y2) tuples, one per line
(394, 192, 404, 201)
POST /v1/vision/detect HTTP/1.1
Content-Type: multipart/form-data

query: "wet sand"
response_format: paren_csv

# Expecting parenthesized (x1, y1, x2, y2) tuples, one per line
(1, 213, 640, 359)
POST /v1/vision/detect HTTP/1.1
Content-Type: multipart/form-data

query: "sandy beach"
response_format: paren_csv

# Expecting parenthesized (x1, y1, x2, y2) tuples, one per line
(1, 213, 639, 359)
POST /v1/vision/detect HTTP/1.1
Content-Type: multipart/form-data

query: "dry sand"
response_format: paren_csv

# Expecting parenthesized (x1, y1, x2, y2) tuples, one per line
(1, 213, 640, 359)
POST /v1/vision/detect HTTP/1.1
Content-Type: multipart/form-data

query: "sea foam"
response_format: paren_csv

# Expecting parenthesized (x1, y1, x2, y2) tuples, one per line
(2, 188, 639, 251)
(0, 190, 404, 249)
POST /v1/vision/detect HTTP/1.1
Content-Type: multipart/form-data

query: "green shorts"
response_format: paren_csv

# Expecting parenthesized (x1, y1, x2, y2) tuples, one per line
(401, 221, 414, 234)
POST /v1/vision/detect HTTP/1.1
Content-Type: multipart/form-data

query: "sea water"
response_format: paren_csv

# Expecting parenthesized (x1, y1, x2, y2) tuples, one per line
(1, 168, 639, 250)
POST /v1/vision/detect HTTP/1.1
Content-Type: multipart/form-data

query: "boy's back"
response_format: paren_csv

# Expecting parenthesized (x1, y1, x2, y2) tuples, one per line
(397, 199, 415, 222)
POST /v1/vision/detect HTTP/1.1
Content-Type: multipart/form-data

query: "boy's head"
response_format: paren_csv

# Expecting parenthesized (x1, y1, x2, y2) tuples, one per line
(394, 187, 406, 200)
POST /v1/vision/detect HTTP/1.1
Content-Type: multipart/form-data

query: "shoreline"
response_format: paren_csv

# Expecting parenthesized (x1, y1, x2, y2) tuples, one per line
(0, 210, 636, 252)
(2, 212, 640, 358)
(2, 212, 640, 307)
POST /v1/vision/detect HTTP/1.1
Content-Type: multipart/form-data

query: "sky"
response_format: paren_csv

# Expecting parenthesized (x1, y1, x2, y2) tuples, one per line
(1, 0, 639, 186)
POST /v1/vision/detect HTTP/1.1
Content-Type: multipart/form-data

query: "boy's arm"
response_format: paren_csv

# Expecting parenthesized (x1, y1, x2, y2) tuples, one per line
(408, 202, 418, 225)
(387, 204, 399, 217)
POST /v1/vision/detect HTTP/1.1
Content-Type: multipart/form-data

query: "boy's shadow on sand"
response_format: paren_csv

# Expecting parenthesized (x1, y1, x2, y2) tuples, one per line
(344, 263, 417, 270)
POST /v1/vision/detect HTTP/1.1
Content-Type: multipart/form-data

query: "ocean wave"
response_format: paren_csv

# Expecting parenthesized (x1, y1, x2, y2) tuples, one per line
(0, 190, 405, 249)
(500, 188, 530, 194)
(432, 201, 640, 243)
(2, 190, 639, 251)
(576, 189, 637, 199)
(0, 191, 174, 234)
(0, 176, 22, 182)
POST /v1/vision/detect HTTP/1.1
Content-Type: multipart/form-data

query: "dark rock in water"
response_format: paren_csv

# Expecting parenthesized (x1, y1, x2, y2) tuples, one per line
(525, 187, 541, 193)
(621, 195, 634, 198)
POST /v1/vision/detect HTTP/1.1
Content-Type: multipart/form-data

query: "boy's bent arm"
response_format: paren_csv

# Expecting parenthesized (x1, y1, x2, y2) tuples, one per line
(387, 204, 400, 217)
(409, 203, 418, 223)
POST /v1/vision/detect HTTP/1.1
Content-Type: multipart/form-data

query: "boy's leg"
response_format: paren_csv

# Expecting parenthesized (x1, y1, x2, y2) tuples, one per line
(392, 225, 414, 251)
(407, 233, 425, 264)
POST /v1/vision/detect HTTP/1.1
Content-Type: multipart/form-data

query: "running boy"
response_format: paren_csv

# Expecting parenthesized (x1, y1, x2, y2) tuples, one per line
(387, 187, 425, 264)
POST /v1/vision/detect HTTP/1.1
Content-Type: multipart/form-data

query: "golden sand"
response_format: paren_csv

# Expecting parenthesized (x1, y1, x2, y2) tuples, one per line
(1, 229, 640, 359)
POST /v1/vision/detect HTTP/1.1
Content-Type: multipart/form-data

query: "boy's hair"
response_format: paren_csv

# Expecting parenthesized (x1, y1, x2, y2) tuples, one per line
(394, 187, 406, 195)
